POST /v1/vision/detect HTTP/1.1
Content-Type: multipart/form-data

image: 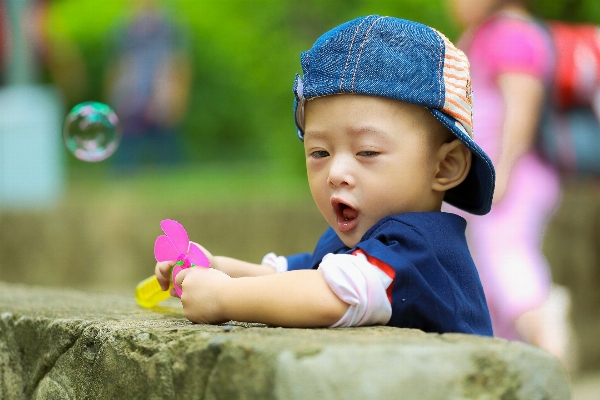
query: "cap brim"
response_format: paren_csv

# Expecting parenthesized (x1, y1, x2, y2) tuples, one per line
(430, 109, 495, 215)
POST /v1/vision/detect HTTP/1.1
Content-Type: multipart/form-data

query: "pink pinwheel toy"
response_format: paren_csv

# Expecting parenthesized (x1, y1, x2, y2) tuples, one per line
(135, 219, 210, 308)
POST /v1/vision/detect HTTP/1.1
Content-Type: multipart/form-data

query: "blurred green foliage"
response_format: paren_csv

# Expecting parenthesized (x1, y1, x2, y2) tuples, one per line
(531, 0, 600, 23)
(46, 0, 457, 176)
(45, 0, 600, 176)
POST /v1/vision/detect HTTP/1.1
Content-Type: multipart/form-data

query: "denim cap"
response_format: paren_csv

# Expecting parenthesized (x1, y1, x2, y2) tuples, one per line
(292, 15, 495, 215)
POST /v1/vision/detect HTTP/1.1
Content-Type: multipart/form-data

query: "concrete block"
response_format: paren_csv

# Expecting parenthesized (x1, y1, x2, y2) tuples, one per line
(0, 283, 571, 399)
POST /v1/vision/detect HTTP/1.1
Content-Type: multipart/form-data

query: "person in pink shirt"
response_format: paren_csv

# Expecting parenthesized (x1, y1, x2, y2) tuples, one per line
(447, 0, 575, 368)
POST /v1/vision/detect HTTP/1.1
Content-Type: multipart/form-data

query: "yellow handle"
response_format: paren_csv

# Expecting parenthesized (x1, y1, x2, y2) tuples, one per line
(135, 275, 172, 308)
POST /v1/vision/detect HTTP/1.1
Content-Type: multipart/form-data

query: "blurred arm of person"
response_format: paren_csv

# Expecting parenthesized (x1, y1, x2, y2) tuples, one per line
(494, 73, 545, 203)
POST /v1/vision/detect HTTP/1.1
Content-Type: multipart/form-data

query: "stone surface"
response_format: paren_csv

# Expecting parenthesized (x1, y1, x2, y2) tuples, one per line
(0, 282, 571, 399)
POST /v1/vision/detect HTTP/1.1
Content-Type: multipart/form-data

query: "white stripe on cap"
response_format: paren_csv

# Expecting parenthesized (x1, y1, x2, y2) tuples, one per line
(434, 29, 474, 139)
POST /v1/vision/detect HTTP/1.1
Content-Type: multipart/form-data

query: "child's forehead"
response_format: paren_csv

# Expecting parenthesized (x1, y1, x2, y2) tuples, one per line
(305, 94, 433, 128)
(306, 93, 425, 113)
(303, 124, 390, 141)
(303, 94, 450, 145)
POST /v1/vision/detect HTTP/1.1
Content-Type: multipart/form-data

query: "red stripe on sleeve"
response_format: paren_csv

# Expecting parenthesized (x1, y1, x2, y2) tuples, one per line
(352, 249, 396, 303)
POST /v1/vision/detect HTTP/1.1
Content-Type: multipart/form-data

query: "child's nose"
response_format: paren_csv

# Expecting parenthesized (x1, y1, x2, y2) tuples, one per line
(327, 156, 354, 187)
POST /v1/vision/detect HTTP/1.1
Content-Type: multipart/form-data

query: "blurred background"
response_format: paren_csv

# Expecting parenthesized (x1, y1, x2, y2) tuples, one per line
(0, 0, 599, 392)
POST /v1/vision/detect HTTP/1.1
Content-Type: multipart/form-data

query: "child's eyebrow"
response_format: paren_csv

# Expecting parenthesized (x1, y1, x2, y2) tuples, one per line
(355, 126, 385, 135)
(350, 126, 391, 140)
(303, 130, 328, 140)
(305, 126, 390, 139)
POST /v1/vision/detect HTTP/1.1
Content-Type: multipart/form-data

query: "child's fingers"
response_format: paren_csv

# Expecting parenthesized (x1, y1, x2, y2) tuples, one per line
(175, 268, 189, 288)
(155, 261, 177, 291)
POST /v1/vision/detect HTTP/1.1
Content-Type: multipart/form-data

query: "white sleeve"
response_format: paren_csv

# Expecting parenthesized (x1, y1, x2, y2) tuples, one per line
(318, 253, 393, 327)
(261, 252, 288, 273)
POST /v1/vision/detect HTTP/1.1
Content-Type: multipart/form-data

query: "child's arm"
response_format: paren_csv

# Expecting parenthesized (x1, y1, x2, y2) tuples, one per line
(155, 257, 276, 295)
(191, 242, 278, 277)
(174, 266, 349, 327)
(155, 242, 277, 293)
(210, 256, 278, 278)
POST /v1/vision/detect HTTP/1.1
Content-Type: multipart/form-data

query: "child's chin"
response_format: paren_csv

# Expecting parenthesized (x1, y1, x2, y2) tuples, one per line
(337, 231, 361, 248)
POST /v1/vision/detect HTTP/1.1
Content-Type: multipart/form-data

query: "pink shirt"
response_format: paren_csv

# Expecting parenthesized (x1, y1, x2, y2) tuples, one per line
(460, 14, 553, 163)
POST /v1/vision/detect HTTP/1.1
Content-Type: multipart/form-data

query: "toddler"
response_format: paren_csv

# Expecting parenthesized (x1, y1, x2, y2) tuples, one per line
(156, 15, 496, 335)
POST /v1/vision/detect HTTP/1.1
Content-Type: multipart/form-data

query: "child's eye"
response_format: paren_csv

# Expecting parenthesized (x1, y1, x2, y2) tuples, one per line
(357, 151, 379, 157)
(310, 150, 329, 158)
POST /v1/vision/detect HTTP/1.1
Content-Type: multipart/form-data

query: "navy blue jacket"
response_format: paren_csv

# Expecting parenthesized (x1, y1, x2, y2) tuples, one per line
(287, 212, 493, 336)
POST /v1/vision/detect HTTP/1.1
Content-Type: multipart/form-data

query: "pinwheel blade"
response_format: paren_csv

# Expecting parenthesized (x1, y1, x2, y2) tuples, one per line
(154, 235, 180, 262)
(172, 264, 185, 297)
(160, 219, 189, 255)
(187, 242, 210, 267)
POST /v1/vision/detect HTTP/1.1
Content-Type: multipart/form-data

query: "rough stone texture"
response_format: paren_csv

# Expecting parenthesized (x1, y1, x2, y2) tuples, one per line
(0, 283, 571, 399)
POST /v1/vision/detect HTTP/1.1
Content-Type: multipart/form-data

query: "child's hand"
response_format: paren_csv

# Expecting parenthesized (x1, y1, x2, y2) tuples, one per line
(175, 266, 231, 324)
(155, 260, 178, 296)
(155, 242, 216, 296)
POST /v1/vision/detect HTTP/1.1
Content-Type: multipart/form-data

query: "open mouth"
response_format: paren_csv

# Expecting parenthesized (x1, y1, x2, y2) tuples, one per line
(331, 199, 359, 232)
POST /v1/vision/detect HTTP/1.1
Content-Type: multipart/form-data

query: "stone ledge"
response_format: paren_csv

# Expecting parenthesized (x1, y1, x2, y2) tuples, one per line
(0, 283, 570, 399)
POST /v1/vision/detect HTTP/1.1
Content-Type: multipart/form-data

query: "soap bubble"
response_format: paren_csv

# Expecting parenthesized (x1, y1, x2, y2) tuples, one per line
(63, 101, 122, 162)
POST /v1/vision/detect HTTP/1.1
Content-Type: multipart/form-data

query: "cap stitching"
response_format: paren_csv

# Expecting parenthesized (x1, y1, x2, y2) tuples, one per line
(351, 16, 386, 92)
(339, 17, 370, 93)
(434, 30, 444, 109)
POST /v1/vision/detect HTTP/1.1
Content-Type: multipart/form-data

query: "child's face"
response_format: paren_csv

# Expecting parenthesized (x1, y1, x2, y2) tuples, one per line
(304, 94, 449, 248)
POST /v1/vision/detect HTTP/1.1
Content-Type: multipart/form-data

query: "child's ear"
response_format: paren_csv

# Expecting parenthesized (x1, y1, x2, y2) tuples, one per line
(432, 139, 472, 192)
